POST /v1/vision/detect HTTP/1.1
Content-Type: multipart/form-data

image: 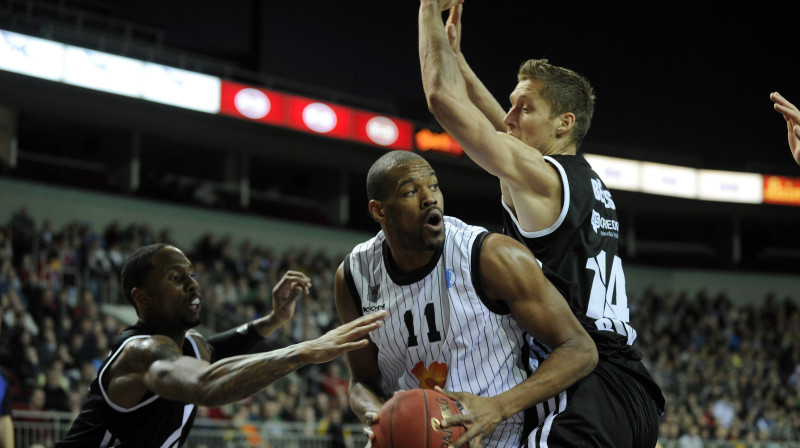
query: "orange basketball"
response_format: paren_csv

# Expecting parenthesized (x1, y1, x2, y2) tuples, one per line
(372, 389, 466, 448)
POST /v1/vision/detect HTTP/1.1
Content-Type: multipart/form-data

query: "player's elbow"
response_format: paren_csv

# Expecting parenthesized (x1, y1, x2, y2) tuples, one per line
(425, 88, 456, 118)
(146, 361, 219, 406)
(575, 335, 599, 377)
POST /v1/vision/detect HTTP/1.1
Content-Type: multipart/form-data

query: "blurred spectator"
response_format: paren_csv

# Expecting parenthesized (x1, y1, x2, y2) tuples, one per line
(318, 362, 349, 411)
(9, 208, 35, 266)
(40, 361, 70, 412)
(12, 387, 52, 447)
(36, 327, 58, 366)
(0, 326, 13, 448)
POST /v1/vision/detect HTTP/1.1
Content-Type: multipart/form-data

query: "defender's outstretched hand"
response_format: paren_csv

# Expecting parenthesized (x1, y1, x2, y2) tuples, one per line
(300, 311, 386, 365)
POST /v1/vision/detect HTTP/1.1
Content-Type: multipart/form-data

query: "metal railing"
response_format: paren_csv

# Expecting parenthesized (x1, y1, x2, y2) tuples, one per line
(11, 410, 800, 448)
(11, 410, 368, 448)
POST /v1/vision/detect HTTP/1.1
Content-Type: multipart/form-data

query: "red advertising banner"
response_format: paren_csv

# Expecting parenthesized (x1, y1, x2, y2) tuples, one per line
(763, 175, 800, 206)
(287, 95, 353, 139)
(354, 112, 413, 150)
(219, 80, 285, 125)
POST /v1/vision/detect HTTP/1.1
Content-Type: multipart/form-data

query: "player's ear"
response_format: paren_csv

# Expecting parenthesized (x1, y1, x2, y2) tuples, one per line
(131, 287, 149, 310)
(555, 112, 575, 136)
(368, 199, 386, 223)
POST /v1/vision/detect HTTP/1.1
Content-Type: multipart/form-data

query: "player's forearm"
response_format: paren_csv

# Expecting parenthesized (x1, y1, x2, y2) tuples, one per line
(148, 344, 307, 407)
(456, 54, 507, 132)
(419, 2, 467, 109)
(495, 338, 597, 420)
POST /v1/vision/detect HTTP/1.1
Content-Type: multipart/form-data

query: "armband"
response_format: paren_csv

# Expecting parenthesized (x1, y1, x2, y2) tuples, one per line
(207, 322, 264, 360)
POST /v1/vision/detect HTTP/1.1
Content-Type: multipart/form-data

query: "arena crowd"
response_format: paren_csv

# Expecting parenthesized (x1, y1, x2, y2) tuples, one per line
(1, 207, 799, 446)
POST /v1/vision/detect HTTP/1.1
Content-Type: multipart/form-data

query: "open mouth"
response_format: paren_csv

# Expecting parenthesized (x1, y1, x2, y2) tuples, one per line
(189, 297, 201, 313)
(424, 209, 443, 231)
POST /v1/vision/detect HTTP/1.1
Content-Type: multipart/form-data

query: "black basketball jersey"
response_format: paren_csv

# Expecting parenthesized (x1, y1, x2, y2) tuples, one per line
(502, 154, 664, 411)
(57, 322, 202, 448)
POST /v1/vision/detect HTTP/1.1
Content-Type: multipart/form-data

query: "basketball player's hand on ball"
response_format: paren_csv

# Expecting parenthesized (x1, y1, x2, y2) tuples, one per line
(268, 270, 311, 327)
(435, 386, 504, 448)
(362, 411, 379, 448)
(362, 389, 404, 447)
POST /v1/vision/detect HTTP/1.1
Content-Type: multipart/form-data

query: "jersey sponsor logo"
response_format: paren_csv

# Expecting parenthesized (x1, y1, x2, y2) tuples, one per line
(445, 269, 456, 288)
(367, 284, 382, 302)
(591, 209, 620, 238)
(591, 178, 616, 210)
(362, 305, 386, 313)
(411, 361, 448, 389)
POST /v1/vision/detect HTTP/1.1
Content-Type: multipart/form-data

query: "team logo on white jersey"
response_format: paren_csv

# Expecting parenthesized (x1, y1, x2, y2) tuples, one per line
(367, 284, 382, 302)
(445, 269, 456, 288)
(363, 284, 385, 313)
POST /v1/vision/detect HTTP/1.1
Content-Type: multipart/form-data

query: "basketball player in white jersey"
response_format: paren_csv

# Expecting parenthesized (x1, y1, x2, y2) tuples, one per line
(334, 150, 598, 447)
(771, 92, 800, 165)
(418, 1, 665, 446)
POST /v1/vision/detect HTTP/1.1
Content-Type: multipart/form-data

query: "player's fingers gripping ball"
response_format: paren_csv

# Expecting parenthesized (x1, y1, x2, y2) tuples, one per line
(372, 389, 466, 448)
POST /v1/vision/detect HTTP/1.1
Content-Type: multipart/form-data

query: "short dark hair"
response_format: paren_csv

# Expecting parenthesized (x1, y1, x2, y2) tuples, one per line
(366, 151, 426, 201)
(518, 59, 596, 148)
(120, 244, 169, 311)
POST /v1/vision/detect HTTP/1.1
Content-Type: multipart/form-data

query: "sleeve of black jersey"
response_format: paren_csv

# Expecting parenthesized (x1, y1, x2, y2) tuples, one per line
(471, 232, 511, 315)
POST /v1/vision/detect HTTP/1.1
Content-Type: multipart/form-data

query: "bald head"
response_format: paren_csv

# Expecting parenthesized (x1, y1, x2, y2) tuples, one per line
(366, 151, 429, 201)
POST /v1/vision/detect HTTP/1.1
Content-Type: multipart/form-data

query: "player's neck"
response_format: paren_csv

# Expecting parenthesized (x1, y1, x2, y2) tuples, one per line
(385, 242, 437, 274)
(541, 139, 577, 157)
(140, 318, 187, 346)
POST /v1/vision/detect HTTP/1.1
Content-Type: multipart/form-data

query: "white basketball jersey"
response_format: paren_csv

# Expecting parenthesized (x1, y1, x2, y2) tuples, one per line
(344, 216, 531, 448)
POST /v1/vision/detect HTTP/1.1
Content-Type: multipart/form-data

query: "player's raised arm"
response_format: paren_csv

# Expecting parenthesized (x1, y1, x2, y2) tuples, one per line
(771, 91, 800, 165)
(419, 0, 561, 206)
(445, 3, 507, 132)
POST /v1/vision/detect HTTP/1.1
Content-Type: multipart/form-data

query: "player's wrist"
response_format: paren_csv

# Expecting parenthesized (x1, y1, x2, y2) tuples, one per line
(291, 340, 315, 366)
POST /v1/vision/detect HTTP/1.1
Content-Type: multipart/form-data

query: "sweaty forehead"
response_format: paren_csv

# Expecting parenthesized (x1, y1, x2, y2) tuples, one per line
(390, 159, 435, 185)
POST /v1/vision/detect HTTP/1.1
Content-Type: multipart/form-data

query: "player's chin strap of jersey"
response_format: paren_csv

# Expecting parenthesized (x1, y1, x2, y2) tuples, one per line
(206, 322, 264, 360)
